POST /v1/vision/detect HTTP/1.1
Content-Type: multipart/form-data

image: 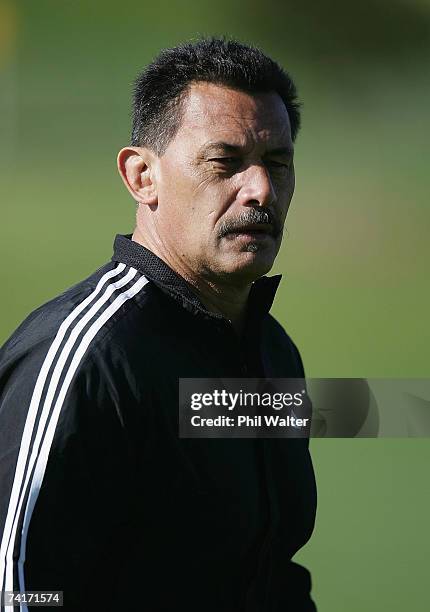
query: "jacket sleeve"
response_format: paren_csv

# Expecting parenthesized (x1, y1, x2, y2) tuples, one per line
(267, 437, 318, 612)
(0, 338, 143, 612)
(260, 316, 318, 610)
(275, 560, 317, 611)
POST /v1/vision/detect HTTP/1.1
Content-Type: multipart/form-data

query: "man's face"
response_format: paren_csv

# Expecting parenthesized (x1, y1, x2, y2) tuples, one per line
(153, 82, 295, 284)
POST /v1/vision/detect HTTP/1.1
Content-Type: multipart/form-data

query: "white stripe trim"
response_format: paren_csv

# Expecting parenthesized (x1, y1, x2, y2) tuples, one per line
(0, 263, 126, 605)
(3, 266, 138, 604)
(16, 274, 149, 611)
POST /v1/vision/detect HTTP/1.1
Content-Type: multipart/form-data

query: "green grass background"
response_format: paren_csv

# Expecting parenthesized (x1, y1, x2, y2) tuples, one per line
(1, 1, 429, 609)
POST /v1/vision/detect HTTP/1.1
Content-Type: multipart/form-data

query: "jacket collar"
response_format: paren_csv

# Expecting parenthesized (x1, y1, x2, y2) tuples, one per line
(112, 234, 281, 322)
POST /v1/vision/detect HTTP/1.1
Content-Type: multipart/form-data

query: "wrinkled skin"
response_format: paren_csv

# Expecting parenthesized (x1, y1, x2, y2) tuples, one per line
(118, 82, 296, 327)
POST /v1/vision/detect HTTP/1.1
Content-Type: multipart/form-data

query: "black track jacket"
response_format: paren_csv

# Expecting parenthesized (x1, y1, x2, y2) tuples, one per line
(0, 234, 317, 611)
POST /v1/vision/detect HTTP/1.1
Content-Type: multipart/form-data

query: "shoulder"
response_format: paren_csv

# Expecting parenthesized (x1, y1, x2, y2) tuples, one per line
(0, 262, 162, 416)
(1, 262, 154, 365)
(0, 261, 159, 459)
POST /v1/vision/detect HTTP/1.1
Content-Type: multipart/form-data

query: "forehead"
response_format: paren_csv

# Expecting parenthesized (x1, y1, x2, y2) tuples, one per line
(176, 82, 293, 149)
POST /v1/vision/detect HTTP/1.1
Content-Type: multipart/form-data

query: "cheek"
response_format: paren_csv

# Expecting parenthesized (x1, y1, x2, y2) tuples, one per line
(276, 168, 295, 200)
(158, 157, 240, 232)
(157, 161, 192, 203)
(289, 164, 296, 191)
(274, 172, 295, 222)
(192, 166, 233, 198)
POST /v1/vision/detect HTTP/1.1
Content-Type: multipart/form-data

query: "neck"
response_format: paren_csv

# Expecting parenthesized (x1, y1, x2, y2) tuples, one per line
(187, 277, 251, 336)
(132, 228, 251, 336)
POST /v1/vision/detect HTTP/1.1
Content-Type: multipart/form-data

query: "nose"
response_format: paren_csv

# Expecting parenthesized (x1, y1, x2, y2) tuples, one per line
(237, 163, 276, 208)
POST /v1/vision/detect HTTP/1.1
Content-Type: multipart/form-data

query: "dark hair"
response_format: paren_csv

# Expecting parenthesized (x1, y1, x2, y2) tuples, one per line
(131, 37, 301, 155)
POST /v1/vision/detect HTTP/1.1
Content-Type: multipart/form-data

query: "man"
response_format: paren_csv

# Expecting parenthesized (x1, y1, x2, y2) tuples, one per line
(0, 38, 317, 611)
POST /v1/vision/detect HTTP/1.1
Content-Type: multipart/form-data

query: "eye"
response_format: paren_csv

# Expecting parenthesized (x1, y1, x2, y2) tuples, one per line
(266, 159, 291, 169)
(209, 157, 238, 164)
(207, 157, 241, 175)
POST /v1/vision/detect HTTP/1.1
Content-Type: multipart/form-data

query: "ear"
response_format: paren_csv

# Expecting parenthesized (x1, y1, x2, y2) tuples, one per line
(117, 147, 158, 206)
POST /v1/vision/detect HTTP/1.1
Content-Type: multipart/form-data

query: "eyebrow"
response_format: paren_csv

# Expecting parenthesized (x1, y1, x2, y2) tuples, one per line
(264, 146, 294, 157)
(198, 142, 294, 157)
(198, 142, 243, 156)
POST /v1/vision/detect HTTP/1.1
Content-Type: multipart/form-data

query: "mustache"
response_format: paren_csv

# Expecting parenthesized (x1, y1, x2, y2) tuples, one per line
(217, 208, 282, 239)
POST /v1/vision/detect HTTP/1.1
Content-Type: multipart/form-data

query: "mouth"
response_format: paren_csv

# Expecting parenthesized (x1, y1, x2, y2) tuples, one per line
(224, 224, 274, 239)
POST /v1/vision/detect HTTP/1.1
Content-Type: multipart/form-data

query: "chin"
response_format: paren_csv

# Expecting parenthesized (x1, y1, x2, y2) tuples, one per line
(224, 251, 276, 281)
